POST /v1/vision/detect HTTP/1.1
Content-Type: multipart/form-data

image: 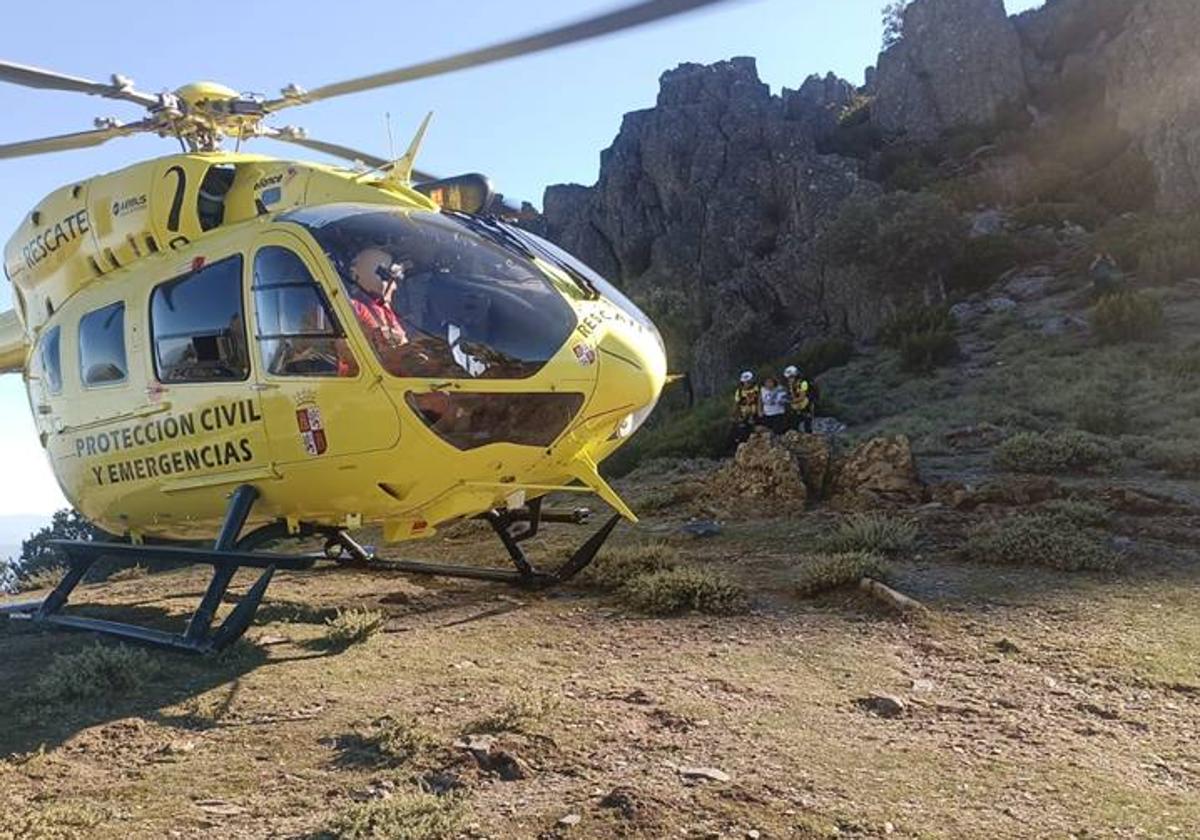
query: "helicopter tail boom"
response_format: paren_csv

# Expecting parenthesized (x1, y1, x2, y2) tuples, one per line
(0, 310, 26, 373)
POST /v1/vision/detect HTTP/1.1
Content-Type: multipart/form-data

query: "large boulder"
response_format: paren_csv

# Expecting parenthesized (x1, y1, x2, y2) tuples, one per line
(831, 435, 926, 509)
(707, 431, 808, 508)
(872, 0, 1029, 140)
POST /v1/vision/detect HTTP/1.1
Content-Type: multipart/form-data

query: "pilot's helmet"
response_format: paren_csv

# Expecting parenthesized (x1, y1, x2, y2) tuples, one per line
(739, 370, 754, 384)
(351, 247, 396, 289)
(784, 365, 799, 378)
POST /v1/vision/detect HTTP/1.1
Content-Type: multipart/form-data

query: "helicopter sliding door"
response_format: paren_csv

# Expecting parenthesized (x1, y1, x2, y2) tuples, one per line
(247, 231, 401, 470)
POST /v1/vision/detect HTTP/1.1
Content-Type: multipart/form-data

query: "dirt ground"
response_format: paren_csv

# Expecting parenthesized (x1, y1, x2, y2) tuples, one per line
(2, 497, 1198, 840)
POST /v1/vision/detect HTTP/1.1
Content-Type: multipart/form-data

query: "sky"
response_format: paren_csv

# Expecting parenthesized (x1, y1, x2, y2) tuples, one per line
(0, 0, 1043, 520)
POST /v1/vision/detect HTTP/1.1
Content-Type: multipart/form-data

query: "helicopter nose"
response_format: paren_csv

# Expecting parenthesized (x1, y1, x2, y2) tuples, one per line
(589, 319, 667, 435)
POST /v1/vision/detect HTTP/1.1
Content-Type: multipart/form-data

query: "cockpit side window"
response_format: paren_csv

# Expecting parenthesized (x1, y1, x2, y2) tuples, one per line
(282, 205, 577, 380)
(150, 256, 249, 383)
(79, 302, 128, 388)
(37, 325, 62, 395)
(252, 246, 359, 378)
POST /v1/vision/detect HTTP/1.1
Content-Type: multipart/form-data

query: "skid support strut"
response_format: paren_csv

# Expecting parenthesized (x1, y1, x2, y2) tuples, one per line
(0, 485, 308, 654)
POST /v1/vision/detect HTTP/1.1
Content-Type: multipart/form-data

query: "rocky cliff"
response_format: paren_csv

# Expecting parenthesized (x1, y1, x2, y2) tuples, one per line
(543, 58, 879, 396)
(539, 0, 1200, 396)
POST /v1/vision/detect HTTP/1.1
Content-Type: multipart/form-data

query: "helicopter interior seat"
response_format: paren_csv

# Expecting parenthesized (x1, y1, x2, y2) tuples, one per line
(197, 164, 237, 232)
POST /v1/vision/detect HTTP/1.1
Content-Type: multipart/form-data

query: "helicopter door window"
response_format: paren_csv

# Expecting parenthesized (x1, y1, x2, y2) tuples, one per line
(150, 255, 250, 383)
(78, 302, 128, 387)
(252, 246, 359, 378)
(37, 325, 63, 395)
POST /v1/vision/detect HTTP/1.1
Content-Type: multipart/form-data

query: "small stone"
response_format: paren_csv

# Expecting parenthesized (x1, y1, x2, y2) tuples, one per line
(679, 766, 731, 783)
(884, 822, 896, 834)
(994, 638, 1020, 654)
(558, 813, 582, 827)
(747, 831, 761, 840)
(679, 520, 723, 538)
(911, 678, 935, 693)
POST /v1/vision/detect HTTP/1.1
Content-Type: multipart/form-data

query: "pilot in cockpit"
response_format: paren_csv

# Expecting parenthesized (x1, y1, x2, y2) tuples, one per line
(348, 246, 409, 354)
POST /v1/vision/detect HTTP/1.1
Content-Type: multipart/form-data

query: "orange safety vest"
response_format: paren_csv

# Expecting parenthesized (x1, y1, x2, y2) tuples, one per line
(735, 384, 759, 419)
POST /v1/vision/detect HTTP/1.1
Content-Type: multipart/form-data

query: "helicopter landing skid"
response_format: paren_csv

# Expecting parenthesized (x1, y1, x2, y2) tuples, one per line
(0, 487, 620, 654)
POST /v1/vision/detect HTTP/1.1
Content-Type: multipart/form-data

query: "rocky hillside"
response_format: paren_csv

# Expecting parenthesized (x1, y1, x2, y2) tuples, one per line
(538, 0, 1200, 396)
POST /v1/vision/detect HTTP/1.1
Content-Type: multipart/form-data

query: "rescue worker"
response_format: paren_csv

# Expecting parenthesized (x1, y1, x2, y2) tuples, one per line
(732, 370, 761, 446)
(760, 375, 790, 435)
(784, 365, 815, 433)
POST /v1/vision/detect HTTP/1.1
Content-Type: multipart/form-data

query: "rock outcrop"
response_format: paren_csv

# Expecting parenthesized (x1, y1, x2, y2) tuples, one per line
(542, 59, 881, 396)
(831, 435, 926, 510)
(707, 430, 808, 508)
(872, 0, 1028, 140)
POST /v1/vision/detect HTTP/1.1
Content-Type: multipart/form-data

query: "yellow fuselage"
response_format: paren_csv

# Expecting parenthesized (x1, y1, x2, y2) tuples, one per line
(2, 153, 665, 542)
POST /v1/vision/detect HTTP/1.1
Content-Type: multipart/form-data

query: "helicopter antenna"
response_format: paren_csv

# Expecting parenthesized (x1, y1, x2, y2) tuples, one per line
(388, 111, 434, 186)
(385, 112, 395, 160)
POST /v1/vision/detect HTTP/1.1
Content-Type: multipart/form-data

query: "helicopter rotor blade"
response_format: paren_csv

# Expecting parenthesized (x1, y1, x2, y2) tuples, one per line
(0, 120, 159, 160)
(261, 126, 441, 182)
(263, 0, 734, 112)
(0, 60, 159, 108)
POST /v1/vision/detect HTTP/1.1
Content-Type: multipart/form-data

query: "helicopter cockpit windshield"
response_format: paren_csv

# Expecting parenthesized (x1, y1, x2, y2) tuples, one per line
(281, 204, 577, 380)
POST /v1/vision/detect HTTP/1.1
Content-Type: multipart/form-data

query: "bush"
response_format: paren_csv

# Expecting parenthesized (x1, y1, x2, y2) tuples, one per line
(15, 509, 98, 586)
(361, 716, 436, 766)
(1038, 499, 1110, 528)
(793, 552, 888, 597)
(994, 430, 1113, 474)
(1091, 292, 1165, 344)
(1012, 202, 1104, 231)
(1071, 391, 1129, 437)
(324, 608, 386, 647)
(1096, 212, 1200, 283)
(580, 541, 679, 590)
(1167, 343, 1200, 379)
(962, 516, 1118, 572)
(879, 306, 960, 374)
(950, 234, 1021, 293)
(28, 643, 161, 704)
(325, 791, 464, 840)
(791, 336, 855, 377)
(820, 514, 918, 555)
(621, 567, 748, 616)
(467, 691, 561, 735)
(11, 564, 66, 594)
(1139, 440, 1200, 478)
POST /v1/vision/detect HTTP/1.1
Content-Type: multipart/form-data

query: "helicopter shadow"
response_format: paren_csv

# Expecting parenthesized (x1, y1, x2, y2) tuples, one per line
(0, 601, 337, 760)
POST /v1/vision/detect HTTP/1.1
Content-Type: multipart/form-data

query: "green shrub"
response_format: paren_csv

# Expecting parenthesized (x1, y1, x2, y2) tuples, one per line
(324, 608, 386, 647)
(879, 306, 956, 348)
(962, 516, 1118, 572)
(790, 336, 855, 377)
(1071, 391, 1129, 436)
(793, 552, 888, 597)
(1038, 499, 1110, 527)
(467, 691, 561, 735)
(1091, 292, 1165, 344)
(325, 791, 464, 840)
(1012, 202, 1104, 231)
(1139, 440, 1200, 478)
(994, 430, 1113, 474)
(621, 567, 748, 616)
(1096, 212, 1200, 282)
(580, 541, 679, 590)
(28, 643, 161, 704)
(950, 234, 1021, 293)
(898, 328, 960, 373)
(1167, 344, 1200, 379)
(362, 716, 436, 766)
(820, 514, 918, 555)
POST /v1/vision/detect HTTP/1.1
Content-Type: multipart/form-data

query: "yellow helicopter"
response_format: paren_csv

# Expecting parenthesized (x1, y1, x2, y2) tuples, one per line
(0, 0, 721, 653)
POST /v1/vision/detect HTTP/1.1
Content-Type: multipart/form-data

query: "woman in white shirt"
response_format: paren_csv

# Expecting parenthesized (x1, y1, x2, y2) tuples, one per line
(760, 376, 790, 435)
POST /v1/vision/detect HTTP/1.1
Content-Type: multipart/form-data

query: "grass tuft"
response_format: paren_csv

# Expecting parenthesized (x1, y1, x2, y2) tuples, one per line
(1091, 291, 1165, 344)
(1138, 439, 1200, 478)
(12, 565, 66, 594)
(106, 565, 149, 582)
(338, 716, 436, 768)
(1038, 499, 1110, 527)
(324, 608, 386, 648)
(994, 430, 1113, 474)
(324, 790, 464, 840)
(793, 552, 888, 597)
(27, 643, 161, 704)
(466, 691, 561, 735)
(962, 516, 1118, 572)
(579, 541, 680, 590)
(819, 514, 918, 555)
(620, 566, 748, 616)
(0, 801, 107, 840)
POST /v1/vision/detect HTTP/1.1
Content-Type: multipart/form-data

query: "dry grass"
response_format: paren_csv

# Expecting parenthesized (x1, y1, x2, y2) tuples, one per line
(12, 566, 66, 594)
(106, 565, 149, 582)
(322, 790, 464, 840)
(0, 800, 107, 840)
(793, 552, 888, 597)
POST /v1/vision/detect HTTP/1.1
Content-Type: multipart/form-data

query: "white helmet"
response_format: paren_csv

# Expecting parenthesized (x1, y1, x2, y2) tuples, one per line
(784, 365, 799, 378)
(739, 370, 754, 384)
